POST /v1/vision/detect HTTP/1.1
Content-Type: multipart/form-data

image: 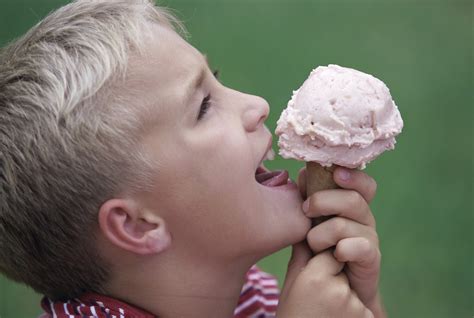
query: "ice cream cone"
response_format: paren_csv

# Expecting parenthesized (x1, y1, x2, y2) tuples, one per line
(306, 162, 339, 227)
(305, 161, 339, 197)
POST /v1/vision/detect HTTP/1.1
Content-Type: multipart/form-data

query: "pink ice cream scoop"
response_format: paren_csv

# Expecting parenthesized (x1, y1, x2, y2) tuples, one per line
(276, 64, 403, 194)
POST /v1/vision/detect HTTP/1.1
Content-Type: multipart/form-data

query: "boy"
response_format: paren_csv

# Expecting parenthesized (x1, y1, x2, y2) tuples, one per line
(0, 1, 385, 317)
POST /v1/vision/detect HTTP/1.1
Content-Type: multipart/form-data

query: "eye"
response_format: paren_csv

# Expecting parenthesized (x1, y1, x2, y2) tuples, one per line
(197, 94, 211, 120)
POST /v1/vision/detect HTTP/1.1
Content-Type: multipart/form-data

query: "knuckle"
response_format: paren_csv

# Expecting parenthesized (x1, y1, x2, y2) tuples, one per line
(369, 228, 380, 245)
(371, 213, 377, 228)
(331, 217, 347, 236)
(310, 192, 324, 211)
(306, 230, 321, 252)
(375, 248, 382, 264)
(370, 177, 378, 194)
(328, 282, 351, 300)
(360, 237, 372, 249)
(348, 190, 364, 208)
(359, 237, 373, 255)
(347, 293, 370, 318)
(301, 272, 326, 290)
(361, 238, 382, 264)
(347, 290, 361, 305)
(364, 308, 375, 318)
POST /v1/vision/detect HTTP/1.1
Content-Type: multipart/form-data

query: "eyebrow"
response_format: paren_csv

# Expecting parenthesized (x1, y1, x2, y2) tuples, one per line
(184, 54, 211, 104)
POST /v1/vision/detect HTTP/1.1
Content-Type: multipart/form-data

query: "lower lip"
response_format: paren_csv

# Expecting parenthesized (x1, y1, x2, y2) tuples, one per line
(255, 167, 298, 191)
(266, 179, 298, 191)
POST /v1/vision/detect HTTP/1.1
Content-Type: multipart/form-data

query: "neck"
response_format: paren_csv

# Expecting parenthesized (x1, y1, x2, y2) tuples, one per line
(106, 249, 256, 318)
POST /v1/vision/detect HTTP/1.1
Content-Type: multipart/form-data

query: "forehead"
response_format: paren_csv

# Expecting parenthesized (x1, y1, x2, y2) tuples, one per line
(141, 25, 203, 72)
(123, 24, 206, 125)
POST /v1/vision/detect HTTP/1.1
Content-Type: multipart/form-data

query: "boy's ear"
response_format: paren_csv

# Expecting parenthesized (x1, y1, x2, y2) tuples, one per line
(98, 199, 171, 255)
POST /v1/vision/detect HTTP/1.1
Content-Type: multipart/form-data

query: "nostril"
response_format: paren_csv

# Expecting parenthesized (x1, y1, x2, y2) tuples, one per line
(242, 109, 259, 132)
(256, 112, 267, 127)
(243, 109, 268, 132)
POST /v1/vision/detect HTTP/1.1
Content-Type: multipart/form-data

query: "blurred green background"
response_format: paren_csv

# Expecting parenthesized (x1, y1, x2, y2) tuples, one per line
(0, 0, 472, 317)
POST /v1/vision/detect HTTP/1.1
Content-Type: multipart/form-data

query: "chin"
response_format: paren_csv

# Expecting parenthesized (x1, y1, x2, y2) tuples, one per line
(254, 185, 311, 257)
(240, 163, 312, 258)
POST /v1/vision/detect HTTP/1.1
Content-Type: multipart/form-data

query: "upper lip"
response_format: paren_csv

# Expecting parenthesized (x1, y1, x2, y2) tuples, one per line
(256, 135, 273, 170)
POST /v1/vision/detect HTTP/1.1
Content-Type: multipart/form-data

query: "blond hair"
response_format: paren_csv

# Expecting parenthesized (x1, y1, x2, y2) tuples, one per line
(0, 0, 183, 300)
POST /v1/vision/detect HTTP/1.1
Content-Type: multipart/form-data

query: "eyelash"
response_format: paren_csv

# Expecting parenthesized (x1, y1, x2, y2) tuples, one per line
(197, 69, 219, 121)
(198, 94, 211, 120)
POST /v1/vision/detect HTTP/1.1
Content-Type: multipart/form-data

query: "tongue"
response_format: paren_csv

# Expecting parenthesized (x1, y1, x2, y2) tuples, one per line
(256, 170, 289, 187)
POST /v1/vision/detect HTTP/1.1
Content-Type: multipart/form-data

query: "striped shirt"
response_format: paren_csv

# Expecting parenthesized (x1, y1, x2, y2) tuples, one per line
(39, 265, 279, 318)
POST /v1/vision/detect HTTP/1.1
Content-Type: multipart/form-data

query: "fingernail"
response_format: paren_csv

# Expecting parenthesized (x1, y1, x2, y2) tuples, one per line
(302, 200, 309, 214)
(337, 168, 351, 181)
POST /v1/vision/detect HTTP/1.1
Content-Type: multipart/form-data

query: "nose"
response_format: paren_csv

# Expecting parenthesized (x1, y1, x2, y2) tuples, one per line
(241, 94, 270, 132)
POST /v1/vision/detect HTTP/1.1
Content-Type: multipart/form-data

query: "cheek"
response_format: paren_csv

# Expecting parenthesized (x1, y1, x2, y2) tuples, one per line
(185, 124, 254, 190)
(142, 122, 264, 253)
(177, 127, 258, 215)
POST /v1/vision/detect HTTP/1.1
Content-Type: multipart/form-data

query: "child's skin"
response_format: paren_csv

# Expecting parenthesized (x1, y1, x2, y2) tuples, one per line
(96, 23, 385, 317)
(281, 168, 385, 317)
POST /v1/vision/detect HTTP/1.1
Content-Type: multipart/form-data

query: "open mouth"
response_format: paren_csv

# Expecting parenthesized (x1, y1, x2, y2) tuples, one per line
(255, 166, 290, 187)
(254, 147, 290, 187)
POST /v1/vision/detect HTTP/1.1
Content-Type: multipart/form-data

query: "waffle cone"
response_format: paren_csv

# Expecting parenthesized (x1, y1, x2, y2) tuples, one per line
(306, 162, 339, 197)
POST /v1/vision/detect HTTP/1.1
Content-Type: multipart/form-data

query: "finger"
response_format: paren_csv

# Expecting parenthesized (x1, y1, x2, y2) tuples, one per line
(303, 189, 375, 226)
(335, 237, 381, 305)
(333, 167, 377, 203)
(335, 271, 350, 286)
(365, 309, 375, 318)
(325, 274, 371, 318)
(280, 241, 312, 299)
(326, 272, 350, 297)
(297, 167, 307, 199)
(304, 250, 345, 277)
(307, 217, 377, 253)
(334, 237, 381, 272)
(347, 289, 375, 318)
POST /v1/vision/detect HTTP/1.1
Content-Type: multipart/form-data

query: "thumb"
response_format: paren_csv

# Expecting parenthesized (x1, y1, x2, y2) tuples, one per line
(280, 241, 312, 299)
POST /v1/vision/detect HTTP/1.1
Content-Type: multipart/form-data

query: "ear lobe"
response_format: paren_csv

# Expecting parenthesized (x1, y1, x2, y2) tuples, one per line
(98, 199, 172, 255)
